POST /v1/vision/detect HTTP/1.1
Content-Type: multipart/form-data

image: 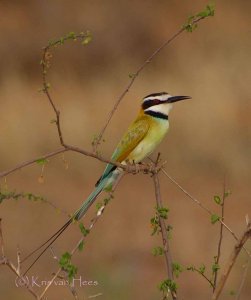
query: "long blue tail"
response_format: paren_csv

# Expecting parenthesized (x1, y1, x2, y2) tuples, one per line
(73, 178, 107, 220)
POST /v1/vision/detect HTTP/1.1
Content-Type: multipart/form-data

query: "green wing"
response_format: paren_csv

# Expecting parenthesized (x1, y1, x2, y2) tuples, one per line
(95, 117, 149, 186)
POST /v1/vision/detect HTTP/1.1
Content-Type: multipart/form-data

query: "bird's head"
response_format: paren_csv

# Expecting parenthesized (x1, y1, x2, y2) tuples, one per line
(142, 92, 191, 119)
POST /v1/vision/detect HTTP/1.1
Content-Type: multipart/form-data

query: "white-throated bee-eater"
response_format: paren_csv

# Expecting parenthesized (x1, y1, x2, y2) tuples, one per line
(24, 92, 191, 272)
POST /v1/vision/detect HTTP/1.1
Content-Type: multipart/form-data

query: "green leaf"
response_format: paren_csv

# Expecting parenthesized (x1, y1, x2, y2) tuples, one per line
(79, 223, 90, 237)
(199, 264, 206, 274)
(159, 279, 177, 293)
(78, 241, 84, 251)
(67, 264, 78, 281)
(152, 246, 164, 256)
(214, 195, 221, 205)
(211, 214, 220, 224)
(67, 31, 76, 39)
(59, 252, 71, 268)
(183, 3, 215, 32)
(45, 82, 51, 89)
(206, 4, 215, 17)
(0, 190, 44, 203)
(212, 263, 220, 273)
(150, 215, 160, 235)
(104, 196, 112, 205)
(59, 252, 77, 281)
(224, 190, 231, 198)
(81, 31, 92, 45)
(197, 4, 215, 18)
(96, 202, 103, 210)
(157, 206, 169, 219)
(128, 73, 136, 78)
(25, 192, 42, 201)
(172, 262, 183, 278)
(36, 158, 49, 165)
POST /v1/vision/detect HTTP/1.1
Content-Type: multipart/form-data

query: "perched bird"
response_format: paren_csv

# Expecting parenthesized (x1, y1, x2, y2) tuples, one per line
(23, 92, 191, 272)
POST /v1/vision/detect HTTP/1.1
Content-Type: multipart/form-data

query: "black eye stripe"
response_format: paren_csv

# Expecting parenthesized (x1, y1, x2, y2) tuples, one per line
(142, 99, 163, 110)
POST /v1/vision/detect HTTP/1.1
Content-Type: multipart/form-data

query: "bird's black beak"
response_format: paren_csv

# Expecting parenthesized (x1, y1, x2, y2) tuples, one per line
(167, 95, 191, 103)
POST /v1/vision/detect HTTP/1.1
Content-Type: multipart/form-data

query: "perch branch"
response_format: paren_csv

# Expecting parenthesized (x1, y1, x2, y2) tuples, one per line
(0, 145, 158, 179)
(93, 14, 212, 150)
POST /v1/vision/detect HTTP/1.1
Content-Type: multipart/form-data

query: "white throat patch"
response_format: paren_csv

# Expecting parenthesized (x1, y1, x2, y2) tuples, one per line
(145, 103, 173, 116)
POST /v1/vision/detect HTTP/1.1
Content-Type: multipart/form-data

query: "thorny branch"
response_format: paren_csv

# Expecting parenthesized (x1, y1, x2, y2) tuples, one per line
(152, 156, 176, 300)
(212, 222, 251, 300)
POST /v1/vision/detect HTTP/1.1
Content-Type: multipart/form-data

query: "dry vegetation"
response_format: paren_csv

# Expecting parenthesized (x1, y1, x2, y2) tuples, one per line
(0, 1, 250, 299)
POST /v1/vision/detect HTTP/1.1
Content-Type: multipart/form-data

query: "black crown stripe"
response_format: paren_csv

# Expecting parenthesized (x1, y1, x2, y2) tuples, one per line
(144, 92, 168, 99)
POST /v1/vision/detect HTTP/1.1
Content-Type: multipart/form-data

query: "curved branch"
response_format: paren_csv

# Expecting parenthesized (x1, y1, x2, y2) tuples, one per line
(93, 15, 211, 150)
(0, 144, 157, 179)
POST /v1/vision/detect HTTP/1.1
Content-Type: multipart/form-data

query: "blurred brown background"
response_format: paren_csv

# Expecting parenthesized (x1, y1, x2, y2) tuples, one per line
(0, 1, 250, 299)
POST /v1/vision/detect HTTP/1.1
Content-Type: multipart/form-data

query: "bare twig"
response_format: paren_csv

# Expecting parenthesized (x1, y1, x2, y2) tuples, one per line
(191, 267, 214, 288)
(0, 218, 4, 257)
(40, 32, 91, 146)
(212, 223, 251, 300)
(88, 293, 103, 299)
(0, 219, 39, 299)
(161, 168, 251, 257)
(152, 157, 176, 300)
(0, 148, 67, 178)
(41, 49, 64, 146)
(17, 245, 21, 276)
(213, 178, 227, 290)
(235, 256, 251, 300)
(39, 266, 61, 299)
